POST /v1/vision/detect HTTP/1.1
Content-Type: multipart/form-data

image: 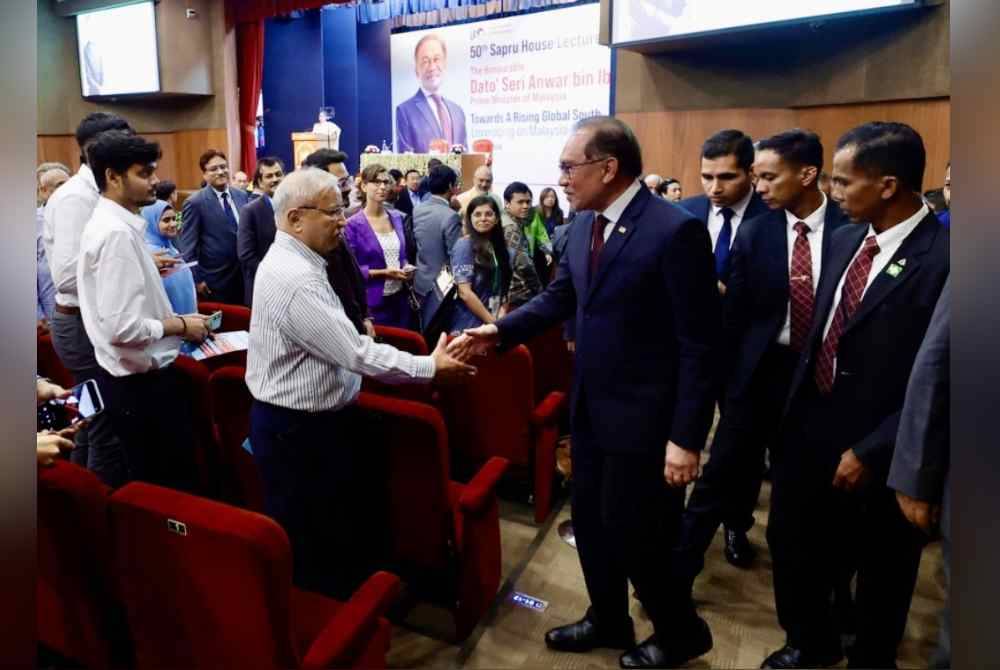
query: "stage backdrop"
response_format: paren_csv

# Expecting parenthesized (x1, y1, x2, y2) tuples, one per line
(390, 3, 610, 206)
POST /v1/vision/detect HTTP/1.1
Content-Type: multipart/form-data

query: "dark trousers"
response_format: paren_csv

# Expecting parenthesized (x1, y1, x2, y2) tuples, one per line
(49, 310, 127, 487)
(250, 400, 383, 600)
(570, 407, 697, 642)
(676, 344, 798, 585)
(96, 365, 199, 493)
(767, 382, 926, 667)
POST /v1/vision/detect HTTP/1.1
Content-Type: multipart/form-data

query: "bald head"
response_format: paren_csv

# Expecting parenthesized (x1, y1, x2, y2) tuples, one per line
(272, 168, 347, 256)
(473, 165, 493, 194)
(37, 166, 70, 205)
(644, 174, 663, 192)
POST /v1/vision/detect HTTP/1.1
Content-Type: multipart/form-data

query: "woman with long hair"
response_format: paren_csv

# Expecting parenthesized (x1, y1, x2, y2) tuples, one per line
(538, 186, 564, 237)
(343, 163, 415, 328)
(449, 194, 511, 332)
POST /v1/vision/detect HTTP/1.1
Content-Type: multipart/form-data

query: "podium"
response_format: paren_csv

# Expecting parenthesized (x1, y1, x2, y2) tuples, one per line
(359, 152, 489, 188)
(291, 132, 339, 168)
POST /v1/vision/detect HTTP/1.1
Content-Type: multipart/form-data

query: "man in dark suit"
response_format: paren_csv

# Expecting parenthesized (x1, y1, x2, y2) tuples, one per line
(237, 157, 285, 306)
(762, 122, 949, 669)
(676, 129, 848, 587)
(395, 34, 468, 153)
(449, 117, 720, 668)
(677, 128, 771, 565)
(412, 165, 463, 331)
(889, 276, 950, 669)
(178, 149, 250, 304)
(677, 129, 769, 292)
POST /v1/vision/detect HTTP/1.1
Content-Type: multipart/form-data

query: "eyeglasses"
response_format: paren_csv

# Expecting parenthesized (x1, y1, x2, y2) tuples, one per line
(557, 157, 609, 178)
(205, 164, 229, 173)
(297, 205, 346, 220)
(371, 178, 393, 187)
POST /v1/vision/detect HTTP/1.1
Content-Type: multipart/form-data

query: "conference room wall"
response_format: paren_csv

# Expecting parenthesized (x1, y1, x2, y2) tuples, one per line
(36, 0, 235, 190)
(622, 98, 951, 202)
(607, 0, 950, 198)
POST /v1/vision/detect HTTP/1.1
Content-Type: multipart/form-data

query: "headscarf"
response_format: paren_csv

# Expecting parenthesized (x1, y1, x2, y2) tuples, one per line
(141, 200, 177, 252)
(140, 199, 197, 315)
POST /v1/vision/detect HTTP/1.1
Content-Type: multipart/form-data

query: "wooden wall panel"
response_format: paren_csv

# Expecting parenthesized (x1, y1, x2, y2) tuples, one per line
(36, 128, 228, 191)
(619, 98, 950, 200)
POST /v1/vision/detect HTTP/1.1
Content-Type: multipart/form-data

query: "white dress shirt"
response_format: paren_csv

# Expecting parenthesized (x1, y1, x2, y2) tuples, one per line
(211, 187, 241, 227)
(596, 179, 643, 243)
(421, 87, 444, 133)
(777, 194, 828, 346)
(77, 197, 180, 376)
(43, 164, 100, 307)
(821, 205, 929, 353)
(707, 186, 754, 251)
(247, 231, 435, 413)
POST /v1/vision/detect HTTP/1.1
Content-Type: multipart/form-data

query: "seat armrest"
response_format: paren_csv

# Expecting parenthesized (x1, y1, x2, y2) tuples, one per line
(529, 391, 566, 428)
(301, 571, 401, 669)
(458, 457, 509, 514)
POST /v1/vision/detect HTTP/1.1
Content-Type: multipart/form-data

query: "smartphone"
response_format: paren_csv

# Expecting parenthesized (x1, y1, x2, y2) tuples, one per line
(37, 379, 105, 431)
(206, 310, 223, 331)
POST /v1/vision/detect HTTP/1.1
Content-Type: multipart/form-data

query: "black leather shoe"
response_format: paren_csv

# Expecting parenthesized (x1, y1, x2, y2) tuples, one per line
(545, 610, 635, 653)
(760, 644, 843, 669)
(723, 528, 757, 568)
(620, 619, 713, 669)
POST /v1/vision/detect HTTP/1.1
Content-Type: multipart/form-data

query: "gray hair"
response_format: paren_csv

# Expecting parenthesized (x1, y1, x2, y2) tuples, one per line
(36, 161, 71, 181)
(272, 167, 340, 223)
(644, 173, 663, 187)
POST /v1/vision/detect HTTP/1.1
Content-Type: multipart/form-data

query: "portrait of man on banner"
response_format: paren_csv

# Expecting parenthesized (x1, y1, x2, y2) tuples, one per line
(395, 34, 468, 153)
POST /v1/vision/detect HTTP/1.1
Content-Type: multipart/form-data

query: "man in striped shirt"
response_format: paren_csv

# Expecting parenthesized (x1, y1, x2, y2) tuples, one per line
(246, 167, 475, 597)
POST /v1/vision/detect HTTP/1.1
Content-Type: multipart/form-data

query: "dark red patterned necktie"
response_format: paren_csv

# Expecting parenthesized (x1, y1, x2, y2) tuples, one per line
(431, 94, 453, 144)
(788, 221, 815, 352)
(814, 235, 880, 393)
(590, 214, 609, 279)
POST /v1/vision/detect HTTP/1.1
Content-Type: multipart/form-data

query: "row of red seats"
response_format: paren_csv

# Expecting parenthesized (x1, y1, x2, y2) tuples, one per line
(39, 459, 398, 669)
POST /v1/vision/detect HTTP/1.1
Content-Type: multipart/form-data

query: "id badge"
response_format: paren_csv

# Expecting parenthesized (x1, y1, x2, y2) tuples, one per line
(488, 295, 501, 316)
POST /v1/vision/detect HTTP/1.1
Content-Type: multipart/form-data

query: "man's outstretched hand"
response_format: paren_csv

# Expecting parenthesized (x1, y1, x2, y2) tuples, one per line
(431, 333, 478, 383)
(446, 324, 500, 362)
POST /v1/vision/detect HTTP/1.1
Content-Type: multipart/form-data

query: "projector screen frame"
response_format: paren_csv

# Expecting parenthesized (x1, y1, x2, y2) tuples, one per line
(76, 0, 163, 100)
(609, 0, 936, 52)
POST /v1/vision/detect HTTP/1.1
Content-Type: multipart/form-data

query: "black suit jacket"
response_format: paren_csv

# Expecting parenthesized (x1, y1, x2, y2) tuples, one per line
(781, 211, 950, 478)
(236, 196, 275, 306)
(393, 191, 414, 219)
(888, 276, 950, 503)
(723, 200, 848, 400)
(678, 192, 769, 285)
(178, 185, 250, 304)
(498, 186, 720, 454)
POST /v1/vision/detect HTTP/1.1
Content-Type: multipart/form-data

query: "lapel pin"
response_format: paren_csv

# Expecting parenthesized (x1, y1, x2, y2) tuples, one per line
(617, 226, 626, 234)
(886, 262, 904, 278)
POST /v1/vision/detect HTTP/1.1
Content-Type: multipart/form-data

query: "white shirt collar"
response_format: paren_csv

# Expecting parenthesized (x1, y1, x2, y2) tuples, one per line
(710, 185, 753, 220)
(79, 163, 97, 193)
(97, 196, 147, 235)
(867, 203, 929, 249)
(212, 186, 232, 199)
(275, 229, 328, 270)
(421, 87, 442, 100)
(599, 180, 643, 225)
(785, 193, 828, 234)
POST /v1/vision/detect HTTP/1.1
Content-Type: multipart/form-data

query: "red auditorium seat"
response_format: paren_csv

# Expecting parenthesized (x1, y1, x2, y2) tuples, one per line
(524, 325, 573, 407)
(196, 301, 251, 370)
(207, 365, 265, 512)
(109, 482, 399, 669)
(37, 332, 74, 389)
(37, 460, 131, 669)
(363, 325, 436, 404)
(438, 344, 566, 523)
(172, 354, 226, 499)
(355, 392, 508, 641)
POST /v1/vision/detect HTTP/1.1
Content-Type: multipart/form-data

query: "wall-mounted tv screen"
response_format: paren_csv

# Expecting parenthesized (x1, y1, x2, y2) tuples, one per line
(612, 0, 922, 47)
(77, 1, 160, 97)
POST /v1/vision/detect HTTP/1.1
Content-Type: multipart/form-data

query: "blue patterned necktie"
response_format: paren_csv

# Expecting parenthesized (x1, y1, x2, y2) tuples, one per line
(714, 207, 735, 281)
(220, 191, 239, 231)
